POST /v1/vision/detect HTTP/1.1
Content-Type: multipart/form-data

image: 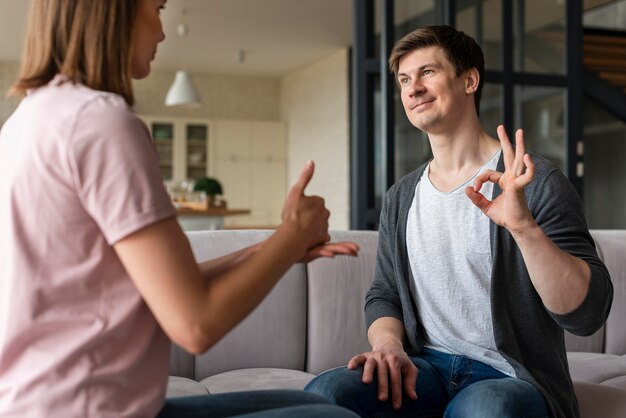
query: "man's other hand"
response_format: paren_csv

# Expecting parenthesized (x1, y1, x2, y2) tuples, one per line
(347, 344, 418, 409)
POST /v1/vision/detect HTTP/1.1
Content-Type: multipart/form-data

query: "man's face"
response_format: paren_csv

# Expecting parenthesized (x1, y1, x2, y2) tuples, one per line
(397, 46, 470, 134)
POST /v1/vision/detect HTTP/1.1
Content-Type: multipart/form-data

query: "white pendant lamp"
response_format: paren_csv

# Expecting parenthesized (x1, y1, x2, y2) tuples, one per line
(165, 22, 202, 107)
(165, 70, 201, 106)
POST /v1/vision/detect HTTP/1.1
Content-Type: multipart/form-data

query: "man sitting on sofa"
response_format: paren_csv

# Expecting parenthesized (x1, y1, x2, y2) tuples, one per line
(305, 25, 613, 418)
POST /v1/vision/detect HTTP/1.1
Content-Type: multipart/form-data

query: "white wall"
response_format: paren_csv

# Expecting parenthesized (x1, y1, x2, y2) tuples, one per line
(280, 49, 350, 230)
(0, 62, 282, 122)
(0, 60, 21, 125)
(133, 70, 281, 120)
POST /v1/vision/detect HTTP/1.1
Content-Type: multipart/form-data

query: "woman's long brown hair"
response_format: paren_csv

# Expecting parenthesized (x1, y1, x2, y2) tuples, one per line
(10, 0, 139, 105)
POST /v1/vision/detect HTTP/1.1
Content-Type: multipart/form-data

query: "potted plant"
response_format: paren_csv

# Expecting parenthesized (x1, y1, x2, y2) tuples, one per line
(193, 177, 224, 208)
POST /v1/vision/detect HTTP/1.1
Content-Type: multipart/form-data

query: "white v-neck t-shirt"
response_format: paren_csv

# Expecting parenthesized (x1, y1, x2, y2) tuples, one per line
(406, 150, 515, 377)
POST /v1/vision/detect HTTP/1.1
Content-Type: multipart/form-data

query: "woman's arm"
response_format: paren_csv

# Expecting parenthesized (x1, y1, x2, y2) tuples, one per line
(197, 239, 359, 281)
(197, 243, 262, 281)
(114, 162, 357, 354)
(114, 217, 308, 354)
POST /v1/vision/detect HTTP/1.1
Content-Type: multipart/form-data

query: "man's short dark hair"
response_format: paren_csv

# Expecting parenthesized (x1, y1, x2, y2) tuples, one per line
(389, 25, 485, 117)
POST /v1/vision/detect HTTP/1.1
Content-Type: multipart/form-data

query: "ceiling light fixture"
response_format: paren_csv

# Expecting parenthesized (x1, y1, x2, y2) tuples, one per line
(165, 19, 202, 107)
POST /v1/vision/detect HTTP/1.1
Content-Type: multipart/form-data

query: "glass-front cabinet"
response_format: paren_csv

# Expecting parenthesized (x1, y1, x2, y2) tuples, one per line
(139, 116, 211, 186)
(138, 116, 289, 228)
(185, 124, 208, 181)
(151, 122, 175, 181)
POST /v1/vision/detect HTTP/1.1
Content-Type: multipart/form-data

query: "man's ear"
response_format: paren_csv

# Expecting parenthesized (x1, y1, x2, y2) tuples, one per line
(465, 68, 480, 95)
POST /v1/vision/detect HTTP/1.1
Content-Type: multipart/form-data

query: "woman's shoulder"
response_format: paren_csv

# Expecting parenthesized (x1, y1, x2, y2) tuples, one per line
(27, 77, 133, 123)
(42, 79, 146, 137)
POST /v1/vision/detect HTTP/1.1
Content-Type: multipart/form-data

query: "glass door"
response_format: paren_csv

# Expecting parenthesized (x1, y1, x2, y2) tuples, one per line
(583, 99, 626, 229)
(185, 123, 208, 181)
(515, 86, 567, 171)
(151, 122, 174, 181)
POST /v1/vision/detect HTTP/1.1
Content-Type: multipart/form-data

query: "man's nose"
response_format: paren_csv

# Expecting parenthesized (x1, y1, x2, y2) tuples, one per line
(407, 79, 425, 96)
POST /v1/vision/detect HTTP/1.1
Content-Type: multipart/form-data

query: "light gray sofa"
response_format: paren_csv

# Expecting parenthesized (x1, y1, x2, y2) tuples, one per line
(168, 229, 626, 418)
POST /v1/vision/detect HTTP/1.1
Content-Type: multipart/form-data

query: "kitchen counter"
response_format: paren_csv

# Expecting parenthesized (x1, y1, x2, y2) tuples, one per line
(176, 207, 251, 230)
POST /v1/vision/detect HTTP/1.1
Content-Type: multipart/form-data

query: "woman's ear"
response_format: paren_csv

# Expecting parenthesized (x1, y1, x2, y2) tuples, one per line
(465, 68, 480, 95)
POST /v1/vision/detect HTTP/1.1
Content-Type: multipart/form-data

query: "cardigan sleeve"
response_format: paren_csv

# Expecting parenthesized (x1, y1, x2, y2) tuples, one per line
(529, 166, 613, 336)
(364, 186, 405, 330)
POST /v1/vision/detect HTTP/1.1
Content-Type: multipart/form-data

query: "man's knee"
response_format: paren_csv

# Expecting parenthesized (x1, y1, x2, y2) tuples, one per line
(305, 366, 371, 407)
(444, 379, 547, 418)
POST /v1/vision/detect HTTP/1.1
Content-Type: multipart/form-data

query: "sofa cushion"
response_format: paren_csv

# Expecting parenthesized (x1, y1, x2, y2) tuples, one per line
(199, 368, 315, 394)
(564, 326, 605, 353)
(573, 381, 626, 418)
(306, 231, 378, 374)
(567, 352, 626, 384)
(169, 343, 195, 378)
(186, 231, 308, 380)
(166, 376, 210, 398)
(565, 230, 626, 356)
(592, 230, 626, 355)
(603, 375, 626, 392)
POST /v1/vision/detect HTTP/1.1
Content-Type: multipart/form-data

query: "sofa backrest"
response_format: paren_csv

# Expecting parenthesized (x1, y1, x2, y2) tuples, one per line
(306, 230, 626, 374)
(565, 230, 626, 355)
(306, 231, 379, 374)
(173, 230, 308, 380)
(594, 230, 626, 355)
(173, 229, 625, 379)
(305, 229, 626, 373)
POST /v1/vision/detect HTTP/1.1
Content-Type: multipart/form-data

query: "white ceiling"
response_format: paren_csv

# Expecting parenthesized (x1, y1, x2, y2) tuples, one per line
(0, 0, 353, 77)
(2, 0, 619, 78)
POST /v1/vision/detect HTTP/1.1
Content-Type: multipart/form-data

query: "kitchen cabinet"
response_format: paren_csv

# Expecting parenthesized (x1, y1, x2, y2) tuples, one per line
(139, 116, 287, 229)
(139, 116, 210, 187)
(211, 120, 287, 228)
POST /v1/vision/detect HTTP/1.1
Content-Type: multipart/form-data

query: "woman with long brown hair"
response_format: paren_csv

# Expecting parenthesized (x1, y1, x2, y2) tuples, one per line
(0, 1, 358, 417)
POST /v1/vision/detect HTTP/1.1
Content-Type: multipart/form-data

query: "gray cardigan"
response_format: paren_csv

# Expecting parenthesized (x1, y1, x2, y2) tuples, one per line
(365, 153, 613, 418)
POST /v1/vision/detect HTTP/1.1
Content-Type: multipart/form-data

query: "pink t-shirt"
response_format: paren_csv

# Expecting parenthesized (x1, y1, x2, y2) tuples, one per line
(0, 78, 177, 417)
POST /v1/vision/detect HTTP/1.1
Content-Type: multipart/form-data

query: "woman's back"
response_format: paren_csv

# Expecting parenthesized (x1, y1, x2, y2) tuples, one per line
(0, 78, 176, 417)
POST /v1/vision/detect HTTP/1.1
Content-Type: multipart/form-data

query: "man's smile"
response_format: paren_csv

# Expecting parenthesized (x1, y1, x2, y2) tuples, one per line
(409, 98, 435, 111)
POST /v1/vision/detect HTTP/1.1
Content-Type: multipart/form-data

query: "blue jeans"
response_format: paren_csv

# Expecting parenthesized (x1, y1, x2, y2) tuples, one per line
(156, 389, 360, 418)
(305, 348, 548, 418)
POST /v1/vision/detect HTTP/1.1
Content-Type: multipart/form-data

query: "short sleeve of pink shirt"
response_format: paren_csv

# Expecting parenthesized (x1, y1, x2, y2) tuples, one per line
(0, 79, 176, 417)
(68, 87, 176, 244)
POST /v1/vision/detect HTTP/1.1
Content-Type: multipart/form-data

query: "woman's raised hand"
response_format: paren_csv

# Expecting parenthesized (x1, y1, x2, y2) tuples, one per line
(282, 161, 359, 262)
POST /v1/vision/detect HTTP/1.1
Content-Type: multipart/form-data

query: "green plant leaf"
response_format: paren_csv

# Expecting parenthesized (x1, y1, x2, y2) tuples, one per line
(192, 177, 223, 195)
